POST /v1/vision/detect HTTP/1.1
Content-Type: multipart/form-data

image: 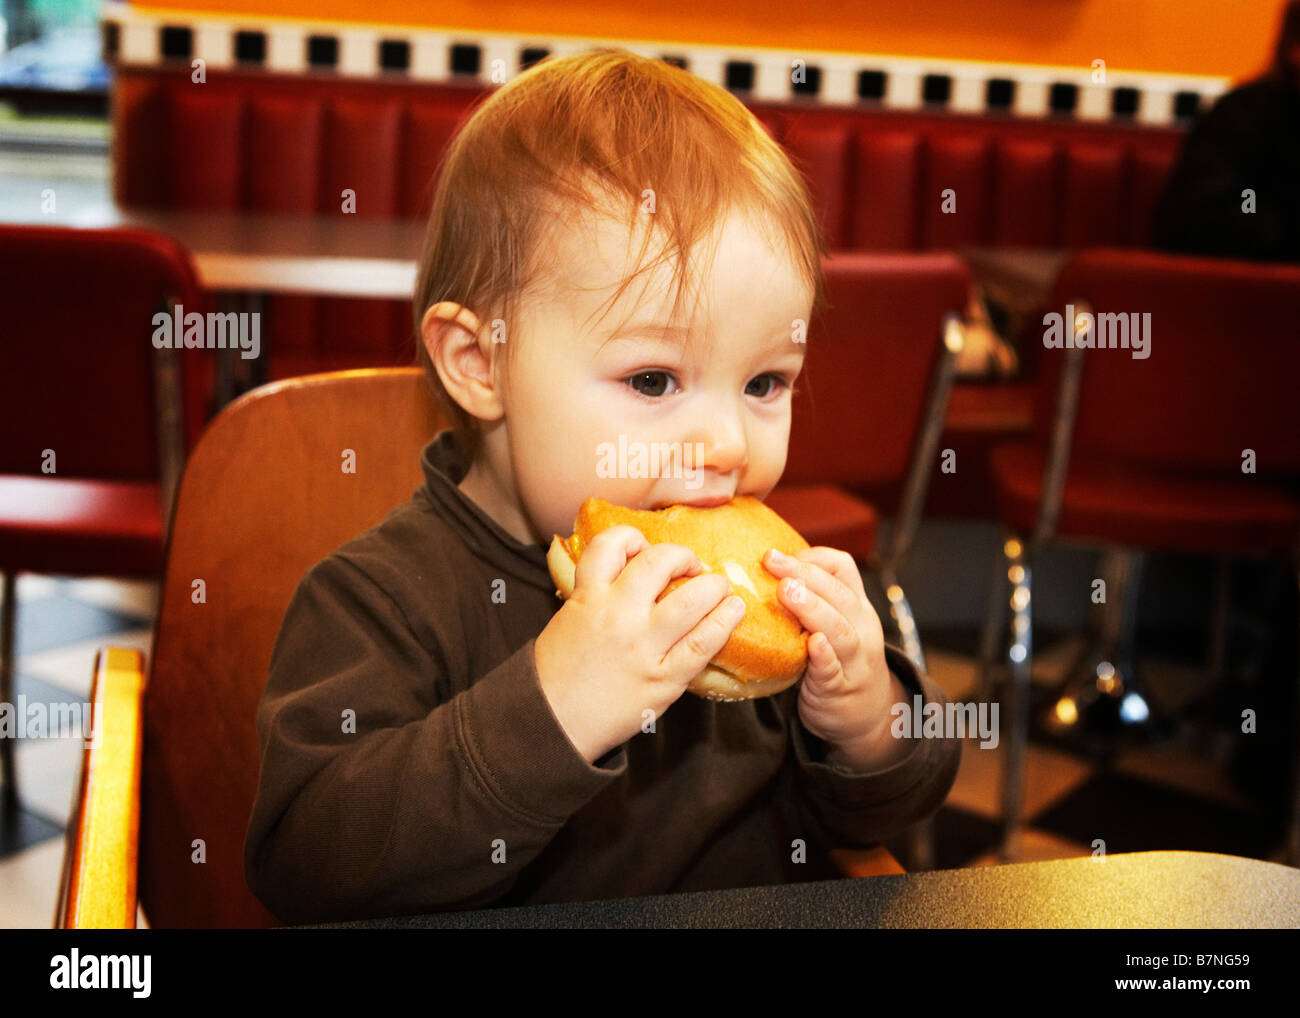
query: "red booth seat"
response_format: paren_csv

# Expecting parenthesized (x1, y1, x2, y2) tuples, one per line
(770, 105, 1181, 251)
(113, 71, 1182, 250)
(991, 443, 1300, 557)
(0, 477, 165, 577)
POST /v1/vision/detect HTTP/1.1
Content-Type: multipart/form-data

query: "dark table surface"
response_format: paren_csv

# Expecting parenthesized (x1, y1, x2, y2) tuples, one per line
(297, 851, 1300, 929)
(5, 206, 427, 298)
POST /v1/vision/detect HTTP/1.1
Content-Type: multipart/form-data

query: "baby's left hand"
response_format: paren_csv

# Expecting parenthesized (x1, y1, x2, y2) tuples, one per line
(763, 546, 898, 757)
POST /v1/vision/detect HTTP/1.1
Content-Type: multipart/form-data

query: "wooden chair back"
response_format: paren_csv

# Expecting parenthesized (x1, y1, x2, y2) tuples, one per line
(139, 368, 445, 927)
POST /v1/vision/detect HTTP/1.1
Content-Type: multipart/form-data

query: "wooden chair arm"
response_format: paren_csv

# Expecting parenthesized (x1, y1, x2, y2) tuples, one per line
(55, 646, 145, 929)
(829, 845, 907, 877)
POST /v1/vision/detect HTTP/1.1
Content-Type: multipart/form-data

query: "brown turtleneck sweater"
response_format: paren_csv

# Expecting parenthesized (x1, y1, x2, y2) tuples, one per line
(244, 430, 961, 924)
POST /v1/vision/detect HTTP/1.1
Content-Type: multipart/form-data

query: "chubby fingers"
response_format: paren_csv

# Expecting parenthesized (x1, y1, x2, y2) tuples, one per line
(652, 570, 738, 643)
(770, 545, 869, 602)
(763, 546, 862, 620)
(577, 526, 707, 592)
(763, 547, 883, 663)
(656, 576, 747, 678)
(771, 570, 860, 665)
(587, 530, 709, 610)
(574, 525, 653, 589)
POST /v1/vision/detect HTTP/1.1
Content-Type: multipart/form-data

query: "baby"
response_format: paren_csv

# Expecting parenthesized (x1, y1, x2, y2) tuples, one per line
(244, 48, 960, 924)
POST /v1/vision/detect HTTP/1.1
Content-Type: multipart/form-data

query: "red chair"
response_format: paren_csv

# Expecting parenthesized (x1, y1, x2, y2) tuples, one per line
(767, 252, 968, 672)
(978, 248, 1300, 863)
(0, 224, 208, 812)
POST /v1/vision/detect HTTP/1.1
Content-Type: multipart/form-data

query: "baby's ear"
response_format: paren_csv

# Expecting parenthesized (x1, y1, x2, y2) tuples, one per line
(423, 302, 502, 422)
(421, 302, 482, 349)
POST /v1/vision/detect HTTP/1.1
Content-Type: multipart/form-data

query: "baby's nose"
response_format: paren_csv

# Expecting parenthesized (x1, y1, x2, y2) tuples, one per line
(692, 408, 748, 474)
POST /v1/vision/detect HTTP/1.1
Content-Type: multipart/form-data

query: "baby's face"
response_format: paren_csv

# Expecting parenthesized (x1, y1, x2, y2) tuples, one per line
(501, 205, 811, 545)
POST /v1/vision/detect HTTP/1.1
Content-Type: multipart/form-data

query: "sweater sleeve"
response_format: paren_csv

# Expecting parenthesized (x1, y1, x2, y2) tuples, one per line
(243, 554, 626, 924)
(778, 645, 962, 849)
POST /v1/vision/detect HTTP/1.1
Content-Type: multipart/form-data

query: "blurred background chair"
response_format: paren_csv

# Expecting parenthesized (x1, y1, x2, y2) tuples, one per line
(978, 248, 1300, 863)
(55, 367, 910, 927)
(767, 252, 969, 672)
(765, 251, 968, 871)
(0, 223, 208, 815)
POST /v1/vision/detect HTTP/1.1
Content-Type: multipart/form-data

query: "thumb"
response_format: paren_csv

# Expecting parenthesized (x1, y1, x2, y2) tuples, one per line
(573, 525, 653, 588)
(801, 632, 843, 692)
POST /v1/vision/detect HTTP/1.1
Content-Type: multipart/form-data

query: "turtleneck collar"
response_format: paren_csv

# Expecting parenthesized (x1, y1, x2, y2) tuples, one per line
(417, 429, 555, 592)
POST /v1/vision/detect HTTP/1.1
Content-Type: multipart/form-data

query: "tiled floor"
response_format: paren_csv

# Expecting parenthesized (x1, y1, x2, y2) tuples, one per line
(0, 574, 1293, 928)
(884, 633, 1294, 871)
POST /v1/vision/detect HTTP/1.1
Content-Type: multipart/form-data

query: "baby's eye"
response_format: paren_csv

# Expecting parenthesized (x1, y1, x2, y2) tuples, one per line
(625, 371, 678, 398)
(746, 373, 789, 399)
(623, 371, 792, 400)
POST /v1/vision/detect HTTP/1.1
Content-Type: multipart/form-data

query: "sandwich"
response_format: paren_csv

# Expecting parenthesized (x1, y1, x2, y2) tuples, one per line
(546, 496, 811, 701)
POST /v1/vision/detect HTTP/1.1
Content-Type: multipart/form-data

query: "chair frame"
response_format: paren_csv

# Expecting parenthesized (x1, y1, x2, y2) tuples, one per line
(874, 310, 966, 676)
(55, 648, 145, 929)
(855, 308, 966, 873)
(0, 255, 189, 814)
(980, 294, 1300, 867)
(977, 302, 1090, 861)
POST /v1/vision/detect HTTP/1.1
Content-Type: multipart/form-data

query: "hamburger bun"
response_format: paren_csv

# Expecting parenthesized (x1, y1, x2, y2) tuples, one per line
(546, 496, 811, 701)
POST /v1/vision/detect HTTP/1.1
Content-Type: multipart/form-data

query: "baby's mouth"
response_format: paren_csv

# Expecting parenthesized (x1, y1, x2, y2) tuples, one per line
(648, 495, 733, 510)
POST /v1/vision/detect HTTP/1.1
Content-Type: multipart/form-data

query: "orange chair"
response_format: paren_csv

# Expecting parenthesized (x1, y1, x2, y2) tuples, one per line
(57, 368, 903, 928)
(979, 249, 1300, 863)
(0, 224, 209, 812)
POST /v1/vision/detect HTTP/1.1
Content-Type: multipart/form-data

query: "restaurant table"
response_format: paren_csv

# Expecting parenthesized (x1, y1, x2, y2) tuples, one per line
(22, 206, 427, 298)
(296, 851, 1300, 929)
(41, 209, 1071, 309)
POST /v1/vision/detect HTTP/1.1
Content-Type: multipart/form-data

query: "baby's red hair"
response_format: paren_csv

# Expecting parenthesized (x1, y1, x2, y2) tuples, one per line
(412, 47, 827, 466)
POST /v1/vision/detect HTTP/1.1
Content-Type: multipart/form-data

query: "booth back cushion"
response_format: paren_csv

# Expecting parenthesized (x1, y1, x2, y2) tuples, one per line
(776, 107, 1182, 251)
(113, 70, 1183, 378)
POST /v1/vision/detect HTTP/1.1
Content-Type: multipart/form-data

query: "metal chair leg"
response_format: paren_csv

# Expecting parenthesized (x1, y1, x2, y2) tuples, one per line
(1045, 547, 1160, 746)
(1, 570, 17, 811)
(999, 536, 1032, 861)
(880, 567, 925, 675)
(1099, 548, 1144, 683)
(1206, 557, 1232, 684)
(876, 567, 933, 869)
(977, 538, 1010, 704)
(1288, 559, 1300, 867)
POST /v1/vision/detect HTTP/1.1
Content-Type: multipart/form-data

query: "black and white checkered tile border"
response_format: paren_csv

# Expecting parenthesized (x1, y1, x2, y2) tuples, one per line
(101, 1, 1228, 126)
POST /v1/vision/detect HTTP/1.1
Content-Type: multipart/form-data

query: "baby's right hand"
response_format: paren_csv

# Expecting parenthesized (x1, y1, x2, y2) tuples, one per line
(533, 525, 747, 764)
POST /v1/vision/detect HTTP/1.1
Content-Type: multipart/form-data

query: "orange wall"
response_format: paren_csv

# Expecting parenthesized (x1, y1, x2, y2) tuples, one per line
(133, 0, 1288, 80)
